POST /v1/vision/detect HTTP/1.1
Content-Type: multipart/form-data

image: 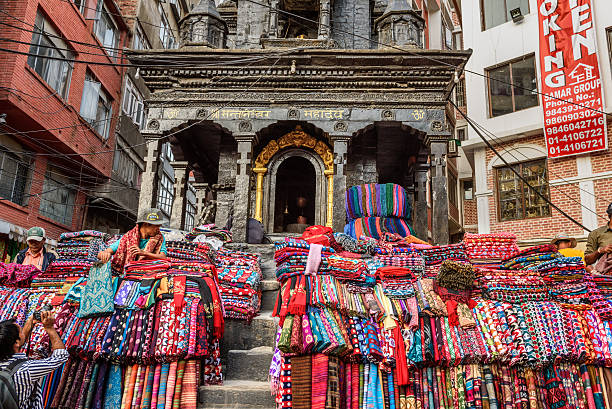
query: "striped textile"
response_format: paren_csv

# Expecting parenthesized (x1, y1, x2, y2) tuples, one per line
(344, 217, 413, 240)
(345, 183, 411, 222)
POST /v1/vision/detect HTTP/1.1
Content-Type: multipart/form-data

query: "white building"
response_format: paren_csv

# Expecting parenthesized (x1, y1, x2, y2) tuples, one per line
(457, 0, 612, 245)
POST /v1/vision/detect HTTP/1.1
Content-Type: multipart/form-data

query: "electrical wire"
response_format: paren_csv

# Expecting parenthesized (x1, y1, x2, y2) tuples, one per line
(466, 117, 610, 221)
(241, 0, 611, 119)
(450, 99, 592, 232)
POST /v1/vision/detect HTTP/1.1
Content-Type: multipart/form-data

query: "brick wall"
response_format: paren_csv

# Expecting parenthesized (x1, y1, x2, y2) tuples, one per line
(0, 0, 128, 240)
(482, 117, 612, 241)
(463, 198, 478, 226)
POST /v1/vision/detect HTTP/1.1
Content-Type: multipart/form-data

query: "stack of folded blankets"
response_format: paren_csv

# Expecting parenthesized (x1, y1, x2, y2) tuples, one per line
(475, 268, 549, 302)
(31, 230, 109, 299)
(377, 266, 417, 299)
(530, 257, 589, 305)
(590, 275, 612, 320)
(215, 248, 262, 321)
(463, 233, 519, 269)
(420, 243, 470, 278)
(344, 183, 413, 240)
(500, 244, 560, 270)
(275, 239, 335, 280)
(186, 224, 232, 243)
(0, 263, 41, 287)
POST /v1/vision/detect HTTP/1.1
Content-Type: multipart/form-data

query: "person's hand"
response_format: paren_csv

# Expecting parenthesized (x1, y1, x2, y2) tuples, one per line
(40, 311, 55, 329)
(98, 249, 112, 263)
(599, 244, 612, 254)
(129, 245, 143, 257)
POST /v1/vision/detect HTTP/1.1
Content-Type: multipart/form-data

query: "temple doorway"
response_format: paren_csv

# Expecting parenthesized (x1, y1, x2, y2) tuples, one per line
(273, 156, 316, 233)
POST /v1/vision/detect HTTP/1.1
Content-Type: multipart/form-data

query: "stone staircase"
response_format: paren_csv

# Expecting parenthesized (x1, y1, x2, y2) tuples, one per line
(198, 244, 279, 409)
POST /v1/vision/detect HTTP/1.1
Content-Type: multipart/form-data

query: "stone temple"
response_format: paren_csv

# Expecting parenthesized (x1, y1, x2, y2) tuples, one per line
(129, 0, 471, 246)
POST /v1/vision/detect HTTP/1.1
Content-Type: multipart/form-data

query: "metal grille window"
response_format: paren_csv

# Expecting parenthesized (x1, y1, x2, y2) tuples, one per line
(481, 0, 529, 30)
(486, 55, 538, 117)
(39, 170, 76, 226)
(80, 72, 113, 140)
(158, 4, 176, 49)
(455, 78, 465, 107)
(133, 23, 150, 50)
(185, 200, 196, 231)
(496, 159, 550, 221)
(448, 172, 458, 207)
(0, 148, 32, 206)
(27, 11, 74, 99)
(156, 172, 174, 216)
(94, 1, 119, 60)
(122, 77, 145, 128)
(112, 147, 139, 187)
(72, 0, 86, 14)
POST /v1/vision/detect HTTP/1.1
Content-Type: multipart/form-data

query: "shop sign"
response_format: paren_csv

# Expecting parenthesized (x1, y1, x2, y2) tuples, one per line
(537, 0, 607, 158)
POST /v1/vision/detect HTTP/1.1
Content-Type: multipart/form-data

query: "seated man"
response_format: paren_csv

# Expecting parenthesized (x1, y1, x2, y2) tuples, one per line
(14, 227, 56, 272)
(0, 311, 68, 409)
(585, 203, 612, 274)
(552, 233, 583, 259)
(97, 208, 168, 272)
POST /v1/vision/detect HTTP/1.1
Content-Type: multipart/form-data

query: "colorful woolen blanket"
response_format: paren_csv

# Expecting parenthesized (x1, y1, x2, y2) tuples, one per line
(345, 183, 411, 221)
(344, 217, 413, 240)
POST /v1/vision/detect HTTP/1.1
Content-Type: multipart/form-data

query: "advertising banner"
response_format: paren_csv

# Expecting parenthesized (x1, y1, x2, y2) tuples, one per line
(537, 0, 607, 158)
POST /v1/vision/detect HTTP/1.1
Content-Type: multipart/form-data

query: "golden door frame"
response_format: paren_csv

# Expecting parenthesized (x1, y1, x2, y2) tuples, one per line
(252, 127, 334, 228)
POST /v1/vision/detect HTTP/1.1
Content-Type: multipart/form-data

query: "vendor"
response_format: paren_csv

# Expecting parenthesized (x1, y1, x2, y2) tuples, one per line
(97, 208, 168, 272)
(551, 233, 583, 259)
(585, 203, 612, 268)
(14, 227, 56, 272)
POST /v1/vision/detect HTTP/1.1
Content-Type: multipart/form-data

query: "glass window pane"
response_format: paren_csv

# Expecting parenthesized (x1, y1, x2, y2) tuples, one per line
(498, 165, 522, 220)
(505, 0, 529, 23)
(489, 65, 513, 117)
(512, 57, 539, 111)
(482, 0, 507, 30)
(522, 160, 550, 218)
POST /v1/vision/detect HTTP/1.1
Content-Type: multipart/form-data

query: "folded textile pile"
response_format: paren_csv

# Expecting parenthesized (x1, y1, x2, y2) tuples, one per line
(0, 286, 30, 326)
(0, 262, 41, 287)
(344, 183, 414, 240)
(374, 250, 425, 273)
(124, 259, 172, 281)
(589, 274, 612, 320)
(420, 243, 469, 278)
(326, 254, 375, 286)
(463, 233, 519, 266)
(530, 257, 589, 305)
(166, 240, 214, 264)
(500, 244, 560, 270)
(31, 260, 94, 299)
(344, 216, 413, 240)
(332, 233, 376, 257)
(56, 230, 108, 263)
(275, 239, 335, 280)
(377, 266, 417, 299)
(215, 248, 262, 320)
(475, 268, 549, 302)
(345, 183, 411, 221)
(186, 224, 232, 244)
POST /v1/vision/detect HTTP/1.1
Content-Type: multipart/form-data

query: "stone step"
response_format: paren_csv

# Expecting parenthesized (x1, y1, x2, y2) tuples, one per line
(221, 311, 278, 352)
(198, 380, 275, 409)
(260, 280, 279, 311)
(226, 346, 273, 382)
(224, 243, 277, 281)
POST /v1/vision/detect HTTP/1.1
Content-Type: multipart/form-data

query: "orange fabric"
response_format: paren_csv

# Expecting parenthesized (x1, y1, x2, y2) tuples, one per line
(23, 249, 44, 270)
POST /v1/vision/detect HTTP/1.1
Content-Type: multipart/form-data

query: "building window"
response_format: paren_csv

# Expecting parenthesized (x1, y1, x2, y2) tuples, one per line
(112, 147, 139, 187)
(95, 1, 119, 60)
(122, 77, 145, 128)
(442, 18, 453, 50)
(0, 147, 32, 206)
(452, 31, 463, 50)
(455, 78, 465, 107)
(185, 200, 196, 231)
(157, 172, 174, 216)
(72, 0, 86, 14)
(496, 159, 550, 221)
(39, 169, 76, 226)
(80, 73, 113, 140)
(481, 0, 529, 30)
(163, 142, 174, 162)
(486, 55, 538, 117)
(448, 172, 458, 207)
(27, 11, 74, 99)
(463, 180, 473, 200)
(158, 4, 176, 49)
(607, 27, 612, 67)
(133, 23, 150, 50)
(456, 127, 466, 142)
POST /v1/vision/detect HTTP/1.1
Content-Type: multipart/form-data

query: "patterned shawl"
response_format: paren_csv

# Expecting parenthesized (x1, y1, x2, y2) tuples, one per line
(112, 226, 163, 273)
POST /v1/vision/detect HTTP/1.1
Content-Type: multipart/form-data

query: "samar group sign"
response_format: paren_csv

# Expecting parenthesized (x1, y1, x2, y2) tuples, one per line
(537, 0, 607, 158)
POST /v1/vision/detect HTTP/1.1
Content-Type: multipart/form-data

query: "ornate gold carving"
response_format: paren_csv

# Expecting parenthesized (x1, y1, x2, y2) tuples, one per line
(254, 126, 334, 171)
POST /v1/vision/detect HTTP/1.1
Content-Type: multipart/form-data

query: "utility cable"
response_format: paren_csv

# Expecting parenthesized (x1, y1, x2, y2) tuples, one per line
(450, 99, 592, 232)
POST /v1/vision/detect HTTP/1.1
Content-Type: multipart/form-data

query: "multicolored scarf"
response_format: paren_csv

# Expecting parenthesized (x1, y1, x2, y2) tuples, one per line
(112, 226, 163, 273)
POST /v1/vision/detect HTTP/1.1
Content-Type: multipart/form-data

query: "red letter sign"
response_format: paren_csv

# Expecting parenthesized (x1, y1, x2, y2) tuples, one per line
(538, 0, 607, 158)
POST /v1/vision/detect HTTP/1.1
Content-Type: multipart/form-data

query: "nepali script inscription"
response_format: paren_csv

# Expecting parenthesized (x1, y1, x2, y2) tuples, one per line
(303, 109, 347, 120)
(210, 109, 272, 120)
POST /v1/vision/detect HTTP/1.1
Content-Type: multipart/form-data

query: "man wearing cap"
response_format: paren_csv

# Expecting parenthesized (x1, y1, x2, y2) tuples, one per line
(14, 227, 56, 272)
(585, 203, 612, 271)
(97, 208, 167, 272)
